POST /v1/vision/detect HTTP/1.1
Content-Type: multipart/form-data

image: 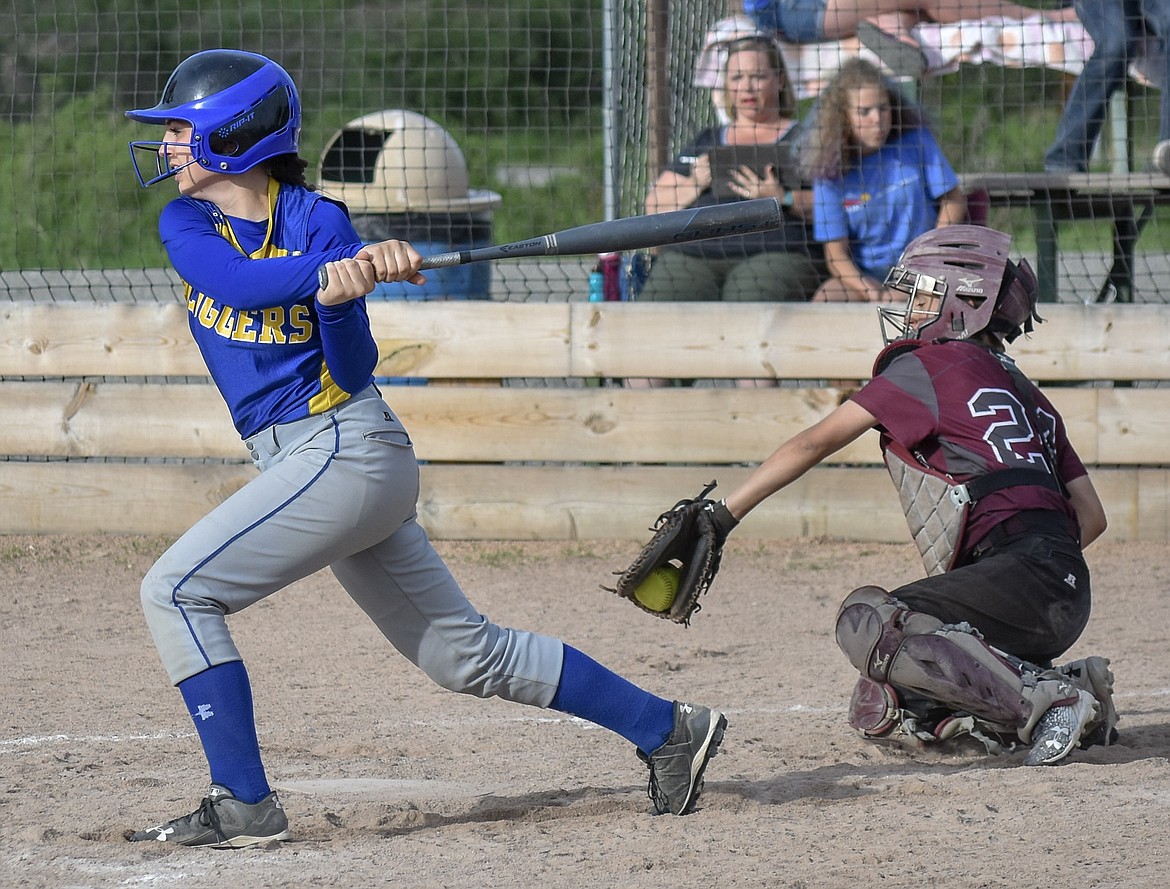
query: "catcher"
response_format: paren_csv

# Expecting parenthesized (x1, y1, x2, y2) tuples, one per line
(612, 225, 1116, 765)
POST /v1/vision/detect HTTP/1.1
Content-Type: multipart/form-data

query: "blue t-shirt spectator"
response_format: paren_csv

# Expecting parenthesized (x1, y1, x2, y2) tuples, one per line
(813, 126, 959, 281)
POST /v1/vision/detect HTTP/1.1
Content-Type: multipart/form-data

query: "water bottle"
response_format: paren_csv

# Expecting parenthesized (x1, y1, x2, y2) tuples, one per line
(599, 252, 621, 301)
(588, 266, 605, 302)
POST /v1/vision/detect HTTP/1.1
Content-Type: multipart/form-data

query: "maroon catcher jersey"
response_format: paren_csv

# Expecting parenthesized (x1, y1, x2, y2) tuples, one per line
(850, 339, 1086, 551)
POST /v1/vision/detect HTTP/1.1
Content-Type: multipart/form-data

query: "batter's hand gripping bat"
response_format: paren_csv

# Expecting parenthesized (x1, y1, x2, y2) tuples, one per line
(316, 197, 781, 290)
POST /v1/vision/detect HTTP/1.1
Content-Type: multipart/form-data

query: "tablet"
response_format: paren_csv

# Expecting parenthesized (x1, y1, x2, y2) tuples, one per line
(706, 143, 801, 199)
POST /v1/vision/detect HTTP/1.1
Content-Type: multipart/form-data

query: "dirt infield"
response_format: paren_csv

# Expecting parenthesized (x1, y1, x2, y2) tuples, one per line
(2, 534, 1167, 888)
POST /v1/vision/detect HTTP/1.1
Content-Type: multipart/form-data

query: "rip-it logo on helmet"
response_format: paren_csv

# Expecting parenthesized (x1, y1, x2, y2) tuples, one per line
(217, 112, 258, 140)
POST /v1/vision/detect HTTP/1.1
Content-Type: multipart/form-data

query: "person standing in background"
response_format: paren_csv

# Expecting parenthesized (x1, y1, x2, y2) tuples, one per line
(1043, 0, 1170, 175)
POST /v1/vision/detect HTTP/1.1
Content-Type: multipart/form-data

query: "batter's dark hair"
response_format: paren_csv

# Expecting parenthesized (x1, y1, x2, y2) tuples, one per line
(266, 153, 314, 190)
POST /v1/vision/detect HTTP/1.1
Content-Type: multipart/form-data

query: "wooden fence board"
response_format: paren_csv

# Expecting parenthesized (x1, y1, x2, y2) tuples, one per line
(2, 381, 239, 458)
(0, 302, 205, 377)
(371, 302, 572, 378)
(7, 381, 1169, 465)
(3, 300, 1166, 539)
(0, 462, 1159, 541)
(5, 301, 1170, 380)
(0, 462, 254, 535)
(1095, 389, 1170, 464)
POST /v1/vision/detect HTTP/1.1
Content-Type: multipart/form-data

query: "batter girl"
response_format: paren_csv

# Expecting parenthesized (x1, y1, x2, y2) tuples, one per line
(124, 49, 725, 847)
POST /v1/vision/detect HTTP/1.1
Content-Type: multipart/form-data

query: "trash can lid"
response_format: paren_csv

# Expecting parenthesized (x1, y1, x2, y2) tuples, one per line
(316, 109, 502, 213)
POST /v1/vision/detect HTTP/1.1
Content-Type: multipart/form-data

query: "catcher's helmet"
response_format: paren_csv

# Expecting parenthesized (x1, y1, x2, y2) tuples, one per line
(877, 225, 1041, 345)
(125, 49, 301, 187)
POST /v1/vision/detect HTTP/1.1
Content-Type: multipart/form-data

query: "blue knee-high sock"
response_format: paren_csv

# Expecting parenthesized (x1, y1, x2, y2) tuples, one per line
(549, 645, 675, 754)
(178, 660, 271, 804)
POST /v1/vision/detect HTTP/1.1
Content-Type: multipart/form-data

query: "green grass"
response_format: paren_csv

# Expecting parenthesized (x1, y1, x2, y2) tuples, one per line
(0, 545, 29, 562)
(557, 542, 604, 560)
(0, 88, 172, 269)
(305, 108, 605, 248)
(0, 101, 604, 270)
(1, 0, 606, 270)
(459, 125, 605, 245)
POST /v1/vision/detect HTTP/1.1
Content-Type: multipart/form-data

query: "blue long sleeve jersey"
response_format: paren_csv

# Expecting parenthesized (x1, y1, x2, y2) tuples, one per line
(159, 179, 377, 439)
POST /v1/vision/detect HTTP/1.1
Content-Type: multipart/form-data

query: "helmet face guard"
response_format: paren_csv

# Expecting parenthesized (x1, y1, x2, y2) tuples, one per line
(877, 225, 1040, 346)
(877, 267, 949, 345)
(126, 49, 301, 187)
(127, 138, 202, 188)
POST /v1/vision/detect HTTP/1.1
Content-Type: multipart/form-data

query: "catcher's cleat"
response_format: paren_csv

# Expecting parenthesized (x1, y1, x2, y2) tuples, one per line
(1058, 656, 1119, 748)
(1023, 689, 1099, 767)
(126, 784, 291, 848)
(847, 676, 902, 737)
(639, 702, 727, 815)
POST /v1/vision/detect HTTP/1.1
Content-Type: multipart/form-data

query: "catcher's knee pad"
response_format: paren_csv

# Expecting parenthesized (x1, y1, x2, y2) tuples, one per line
(835, 586, 1032, 730)
(834, 585, 943, 681)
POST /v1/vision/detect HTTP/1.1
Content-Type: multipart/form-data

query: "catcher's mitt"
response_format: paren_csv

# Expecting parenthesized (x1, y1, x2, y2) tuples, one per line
(606, 481, 738, 625)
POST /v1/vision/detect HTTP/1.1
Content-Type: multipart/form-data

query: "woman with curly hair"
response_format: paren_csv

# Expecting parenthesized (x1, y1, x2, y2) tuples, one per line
(802, 58, 966, 303)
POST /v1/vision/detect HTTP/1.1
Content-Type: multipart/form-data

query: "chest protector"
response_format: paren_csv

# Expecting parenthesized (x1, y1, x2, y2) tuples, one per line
(873, 341, 968, 575)
(883, 439, 968, 576)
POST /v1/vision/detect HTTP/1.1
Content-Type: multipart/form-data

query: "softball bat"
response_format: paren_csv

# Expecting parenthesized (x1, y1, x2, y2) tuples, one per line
(316, 197, 782, 289)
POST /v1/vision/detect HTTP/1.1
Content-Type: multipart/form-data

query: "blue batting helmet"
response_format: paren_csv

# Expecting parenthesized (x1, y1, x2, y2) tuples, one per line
(126, 49, 301, 187)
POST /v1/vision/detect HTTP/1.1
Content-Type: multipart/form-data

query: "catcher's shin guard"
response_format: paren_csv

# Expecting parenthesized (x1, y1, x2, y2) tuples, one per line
(835, 586, 1042, 734)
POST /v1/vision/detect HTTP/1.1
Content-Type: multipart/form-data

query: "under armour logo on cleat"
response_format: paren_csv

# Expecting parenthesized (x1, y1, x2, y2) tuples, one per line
(153, 826, 175, 842)
(195, 704, 214, 721)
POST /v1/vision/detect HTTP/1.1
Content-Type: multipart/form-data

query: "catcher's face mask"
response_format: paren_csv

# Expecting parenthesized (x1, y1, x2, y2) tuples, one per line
(878, 267, 948, 345)
(876, 224, 1035, 345)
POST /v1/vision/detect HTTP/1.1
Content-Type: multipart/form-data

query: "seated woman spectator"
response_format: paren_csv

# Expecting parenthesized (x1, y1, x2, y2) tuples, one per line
(802, 58, 965, 303)
(637, 34, 825, 310)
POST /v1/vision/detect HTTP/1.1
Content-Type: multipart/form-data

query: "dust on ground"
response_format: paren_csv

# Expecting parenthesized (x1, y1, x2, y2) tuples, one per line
(2, 535, 1167, 888)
